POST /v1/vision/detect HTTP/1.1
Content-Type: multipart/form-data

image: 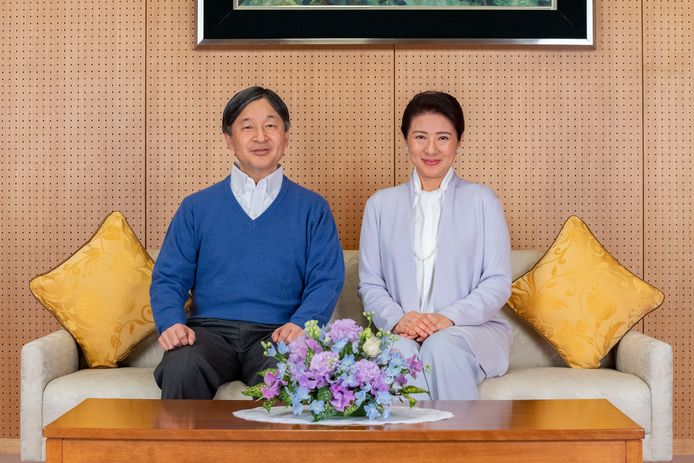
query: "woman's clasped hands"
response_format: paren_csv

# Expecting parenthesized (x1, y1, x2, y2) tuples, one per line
(393, 312, 453, 342)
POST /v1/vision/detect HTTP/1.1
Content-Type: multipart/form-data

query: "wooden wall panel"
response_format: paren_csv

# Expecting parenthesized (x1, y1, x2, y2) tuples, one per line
(145, 0, 393, 251)
(0, 0, 145, 437)
(394, 0, 644, 277)
(644, 0, 694, 439)
(1, 0, 693, 443)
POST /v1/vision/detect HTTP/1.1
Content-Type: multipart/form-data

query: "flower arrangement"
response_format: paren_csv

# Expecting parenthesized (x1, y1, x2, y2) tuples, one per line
(242, 313, 428, 421)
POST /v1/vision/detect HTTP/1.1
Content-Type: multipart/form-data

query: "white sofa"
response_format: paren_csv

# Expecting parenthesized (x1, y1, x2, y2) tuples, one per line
(20, 250, 673, 462)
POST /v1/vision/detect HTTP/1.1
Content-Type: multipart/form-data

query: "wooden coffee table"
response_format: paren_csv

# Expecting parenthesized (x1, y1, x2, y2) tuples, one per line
(44, 398, 643, 463)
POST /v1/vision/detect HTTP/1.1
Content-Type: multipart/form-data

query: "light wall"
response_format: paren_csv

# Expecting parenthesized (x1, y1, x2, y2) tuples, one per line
(1, 0, 692, 442)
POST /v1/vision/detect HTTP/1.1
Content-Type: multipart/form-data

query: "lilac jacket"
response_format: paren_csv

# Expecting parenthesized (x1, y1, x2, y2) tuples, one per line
(358, 174, 513, 376)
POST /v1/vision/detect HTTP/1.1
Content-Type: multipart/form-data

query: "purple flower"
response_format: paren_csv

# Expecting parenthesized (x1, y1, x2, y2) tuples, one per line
(305, 338, 324, 353)
(371, 375, 390, 393)
(288, 361, 317, 390)
(288, 336, 308, 363)
(406, 354, 424, 379)
(261, 370, 281, 399)
(354, 359, 381, 385)
(309, 351, 338, 387)
(329, 384, 355, 412)
(261, 383, 280, 399)
(327, 319, 362, 343)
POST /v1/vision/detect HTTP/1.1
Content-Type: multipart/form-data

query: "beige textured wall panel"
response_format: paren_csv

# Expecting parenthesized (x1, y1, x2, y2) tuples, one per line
(2, 0, 693, 443)
(0, 0, 145, 436)
(395, 0, 643, 278)
(146, 0, 393, 250)
(644, 0, 694, 439)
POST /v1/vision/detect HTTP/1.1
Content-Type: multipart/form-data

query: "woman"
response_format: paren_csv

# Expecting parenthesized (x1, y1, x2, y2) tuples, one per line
(358, 91, 512, 400)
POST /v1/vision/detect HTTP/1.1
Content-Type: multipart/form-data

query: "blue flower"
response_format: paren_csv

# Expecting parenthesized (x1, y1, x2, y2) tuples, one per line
(290, 387, 311, 416)
(388, 351, 406, 373)
(331, 339, 348, 353)
(376, 391, 391, 406)
(277, 342, 289, 355)
(355, 389, 367, 406)
(364, 401, 380, 420)
(382, 406, 391, 420)
(293, 386, 311, 402)
(266, 344, 277, 357)
(309, 400, 325, 415)
(292, 401, 304, 416)
(340, 354, 355, 369)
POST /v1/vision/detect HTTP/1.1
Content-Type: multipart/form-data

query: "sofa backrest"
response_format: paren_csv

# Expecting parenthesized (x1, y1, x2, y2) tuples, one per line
(123, 248, 565, 368)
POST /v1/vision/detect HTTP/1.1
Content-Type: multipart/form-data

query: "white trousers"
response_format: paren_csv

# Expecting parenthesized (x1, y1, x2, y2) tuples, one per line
(393, 328, 486, 401)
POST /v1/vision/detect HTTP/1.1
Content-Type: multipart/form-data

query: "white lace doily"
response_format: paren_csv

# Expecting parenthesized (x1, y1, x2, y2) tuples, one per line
(233, 405, 453, 426)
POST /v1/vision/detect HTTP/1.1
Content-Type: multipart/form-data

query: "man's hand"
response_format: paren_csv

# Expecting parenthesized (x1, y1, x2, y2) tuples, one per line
(393, 312, 437, 342)
(272, 322, 304, 344)
(158, 323, 196, 351)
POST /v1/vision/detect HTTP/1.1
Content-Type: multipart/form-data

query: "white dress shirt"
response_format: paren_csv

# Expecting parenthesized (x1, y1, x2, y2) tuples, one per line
(230, 163, 284, 219)
(412, 168, 454, 313)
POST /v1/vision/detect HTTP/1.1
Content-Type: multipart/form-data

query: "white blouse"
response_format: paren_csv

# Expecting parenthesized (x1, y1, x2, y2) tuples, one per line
(230, 163, 284, 219)
(411, 168, 454, 313)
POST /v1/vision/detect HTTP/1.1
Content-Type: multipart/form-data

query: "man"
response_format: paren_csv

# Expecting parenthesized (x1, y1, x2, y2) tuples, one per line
(151, 86, 345, 399)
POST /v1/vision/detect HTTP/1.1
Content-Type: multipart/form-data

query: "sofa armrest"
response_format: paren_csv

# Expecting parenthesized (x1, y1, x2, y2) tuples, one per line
(616, 330, 672, 462)
(21, 329, 79, 462)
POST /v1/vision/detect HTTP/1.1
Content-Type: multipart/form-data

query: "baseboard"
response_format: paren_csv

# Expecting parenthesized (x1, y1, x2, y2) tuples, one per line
(0, 438, 19, 454)
(2, 435, 692, 456)
(675, 438, 694, 456)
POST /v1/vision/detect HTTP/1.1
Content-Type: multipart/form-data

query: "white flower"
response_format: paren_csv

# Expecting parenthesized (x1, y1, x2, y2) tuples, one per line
(362, 336, 381, 357)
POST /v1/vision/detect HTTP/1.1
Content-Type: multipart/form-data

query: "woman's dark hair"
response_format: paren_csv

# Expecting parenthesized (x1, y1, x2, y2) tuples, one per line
(222, 86, 291, 135)
(400, 91, 465, 140)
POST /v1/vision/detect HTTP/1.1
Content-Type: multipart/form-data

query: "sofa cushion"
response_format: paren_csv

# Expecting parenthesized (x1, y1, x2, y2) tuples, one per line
(43, 367, 250, 428)
(479, 366, 651, 433)
(508, 216, 664, 368)
(126, 249, 556, 369)
(43, 367, 161, 427)
(30, 212, 156, 368)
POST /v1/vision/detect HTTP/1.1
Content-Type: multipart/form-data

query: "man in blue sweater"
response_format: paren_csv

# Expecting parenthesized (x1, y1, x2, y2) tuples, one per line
(150, 86, 345, 399)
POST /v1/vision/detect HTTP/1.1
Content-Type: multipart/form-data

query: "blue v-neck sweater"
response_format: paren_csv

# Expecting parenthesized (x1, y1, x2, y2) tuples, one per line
(150, 176, 344, 334)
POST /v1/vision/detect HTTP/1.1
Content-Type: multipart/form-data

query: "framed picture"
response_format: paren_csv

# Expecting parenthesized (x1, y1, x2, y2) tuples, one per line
(196, 0, 593, 47)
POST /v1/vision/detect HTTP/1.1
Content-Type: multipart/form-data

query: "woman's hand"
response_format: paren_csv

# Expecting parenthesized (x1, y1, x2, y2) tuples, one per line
(393, 312, 437, 341)
(393, 312, 454, 342)
(417, 313, 453, 341)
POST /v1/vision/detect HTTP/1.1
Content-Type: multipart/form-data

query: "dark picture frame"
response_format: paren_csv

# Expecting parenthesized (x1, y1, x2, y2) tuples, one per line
(196, 0, 593, 47)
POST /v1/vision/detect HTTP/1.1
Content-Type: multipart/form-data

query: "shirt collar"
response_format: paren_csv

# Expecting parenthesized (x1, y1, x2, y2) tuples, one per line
(230, 163, 284, 196)
(411, 167, 455, 196)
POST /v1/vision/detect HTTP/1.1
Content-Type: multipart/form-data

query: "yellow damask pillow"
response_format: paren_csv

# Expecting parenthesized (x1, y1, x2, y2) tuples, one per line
(508, 216, 663, 368)
(30, 212, 155, 368)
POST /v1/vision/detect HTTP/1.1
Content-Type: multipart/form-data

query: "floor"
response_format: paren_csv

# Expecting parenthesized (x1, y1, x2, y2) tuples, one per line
(5, 453, 694, 462)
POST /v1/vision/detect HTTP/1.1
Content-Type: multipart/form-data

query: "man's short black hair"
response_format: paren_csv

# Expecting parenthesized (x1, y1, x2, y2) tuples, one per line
(401, 91, 465, 141)
(222, 86, 291, 135)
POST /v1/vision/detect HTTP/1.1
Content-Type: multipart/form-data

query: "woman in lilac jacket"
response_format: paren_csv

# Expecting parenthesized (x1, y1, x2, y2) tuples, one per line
(358, 91, 512, 400)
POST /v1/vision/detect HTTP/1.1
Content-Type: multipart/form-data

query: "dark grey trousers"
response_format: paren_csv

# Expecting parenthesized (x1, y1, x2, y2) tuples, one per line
(154, 318, 279, 399)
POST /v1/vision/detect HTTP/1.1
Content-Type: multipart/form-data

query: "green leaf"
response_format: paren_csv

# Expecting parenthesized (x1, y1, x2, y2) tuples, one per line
(402, 393, 417, 408)
(258, 367, 277, 378)
(312, 403, 338, 422)
(242, 383, 264, 399)
(305, 349, 314, 368)
(400, 385, 429, 395)
(262, 399, 276, 412)
(279, 387, 292, 405)
(316, 387, 332, 403)
(342, 402, 363, 417)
